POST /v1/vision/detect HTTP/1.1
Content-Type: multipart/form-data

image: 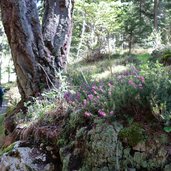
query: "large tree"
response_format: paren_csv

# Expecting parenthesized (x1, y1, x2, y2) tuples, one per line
(0, 0, 73, 100)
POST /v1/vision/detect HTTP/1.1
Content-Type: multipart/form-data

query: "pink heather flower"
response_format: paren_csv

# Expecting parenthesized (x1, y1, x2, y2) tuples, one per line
(138, 76, 145, 83)
(97, 96, 100, 99)
(138, 83, 143, 89)
(117, 75, 123, 80)
(110, 111, 114, 115)
(88, 94, 94, 100)
(83, 99, 87, 106)
(99, 86, 104, 92)
(84, 112, 92, 117)
(92, 85, 97, 90)
(93, 90, 98, 95)
(128, 80, 137, 88)
(98, 110, 106, 117)
(108, 83, 112, 87)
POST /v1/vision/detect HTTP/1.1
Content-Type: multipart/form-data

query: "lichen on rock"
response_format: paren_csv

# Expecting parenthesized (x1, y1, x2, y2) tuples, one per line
(81, 121, 123, 171)
(0, 141, 56, 171)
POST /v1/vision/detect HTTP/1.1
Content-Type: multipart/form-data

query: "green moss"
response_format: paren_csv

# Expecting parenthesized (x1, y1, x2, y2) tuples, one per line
(119, 123, 145, 146)
(0, 143, 15, 156)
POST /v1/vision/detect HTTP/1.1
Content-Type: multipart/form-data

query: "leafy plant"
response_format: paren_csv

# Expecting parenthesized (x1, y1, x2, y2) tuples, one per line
(119, 123, 145, 146)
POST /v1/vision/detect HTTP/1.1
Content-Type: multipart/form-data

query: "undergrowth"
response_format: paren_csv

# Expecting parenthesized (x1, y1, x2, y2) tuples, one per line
(65, 61, 171, 132)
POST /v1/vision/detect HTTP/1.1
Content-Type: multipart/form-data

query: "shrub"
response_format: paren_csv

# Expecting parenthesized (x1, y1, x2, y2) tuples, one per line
(140, 62, 171, 123)
(150, 46, 171, 65)
(66, 62, 171, 127)
(119, 123, 145, 146)
(65, 65, 146, 118)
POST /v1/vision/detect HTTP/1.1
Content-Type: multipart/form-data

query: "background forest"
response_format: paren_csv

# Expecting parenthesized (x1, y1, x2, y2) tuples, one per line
(0, 0, 171, 171)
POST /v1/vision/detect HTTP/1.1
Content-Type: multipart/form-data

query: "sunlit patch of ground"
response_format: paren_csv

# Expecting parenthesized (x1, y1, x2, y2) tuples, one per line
(76, 64, 97, 73)
(112, 65, 128, 73)
(132, 48, 152, 54)
(92, 65, 128, 80)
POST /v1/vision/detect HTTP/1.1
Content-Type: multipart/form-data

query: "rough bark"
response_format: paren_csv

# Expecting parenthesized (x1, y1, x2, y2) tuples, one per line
(0, 0, 53, 99)
(0, 0, 74, 137)
(42, 0, 73, 71)
(0, 0, 74, 100)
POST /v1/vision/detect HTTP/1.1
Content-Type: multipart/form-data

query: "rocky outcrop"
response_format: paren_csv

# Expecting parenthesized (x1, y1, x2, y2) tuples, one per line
(1, 112, 171, 171)
(58, 117, 171, 171)
(0, 141, 56, 171)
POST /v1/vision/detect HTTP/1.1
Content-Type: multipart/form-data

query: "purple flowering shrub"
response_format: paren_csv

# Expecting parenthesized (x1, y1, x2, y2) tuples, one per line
(112, 65, 147, 115)
(65, 63, 171, 125)
(64, 65, 147, 118)
(65, 81, 115, 118)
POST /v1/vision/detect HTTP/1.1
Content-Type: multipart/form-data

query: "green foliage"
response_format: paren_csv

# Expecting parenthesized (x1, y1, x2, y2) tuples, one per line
(150, 46, 171, 64)
(0, 143, 15, 156)
(72, 0, 132, 59)
(119, 123, 145, 146)
(24, 90, 58, 120)
(67, 69, 92, 87)
(140, 62, 171, 123)
(162, 49, 171, 64)
(163, 126, 171, 133)
(55, 71, 70, 99)
(136, 53, 150, 63)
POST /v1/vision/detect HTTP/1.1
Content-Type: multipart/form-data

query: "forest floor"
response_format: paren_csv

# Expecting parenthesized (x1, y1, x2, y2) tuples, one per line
(0, 50, 171, 170)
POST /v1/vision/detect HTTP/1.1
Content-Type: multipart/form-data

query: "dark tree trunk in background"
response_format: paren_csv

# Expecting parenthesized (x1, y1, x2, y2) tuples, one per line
(154, 0, 159, 31)
(0, 0, 74, 100)
(128, 31, 133, 54)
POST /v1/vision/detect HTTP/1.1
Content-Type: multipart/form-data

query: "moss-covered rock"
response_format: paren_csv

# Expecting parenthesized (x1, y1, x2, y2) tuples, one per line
(121, 144, 168, 170)
(2, 110, 171, 171)
(81, 121, 123, 171)
(58, 115, 171, 171)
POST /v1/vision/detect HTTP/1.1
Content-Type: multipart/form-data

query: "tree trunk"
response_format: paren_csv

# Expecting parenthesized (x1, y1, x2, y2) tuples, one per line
(139, 0, 142, 21)
(76, 13, 86, 59)
(128, 31, 133, 54)
(154, 0, 159, 31)
(42, 0, 73, 71)
(0, 0, 73, 100)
